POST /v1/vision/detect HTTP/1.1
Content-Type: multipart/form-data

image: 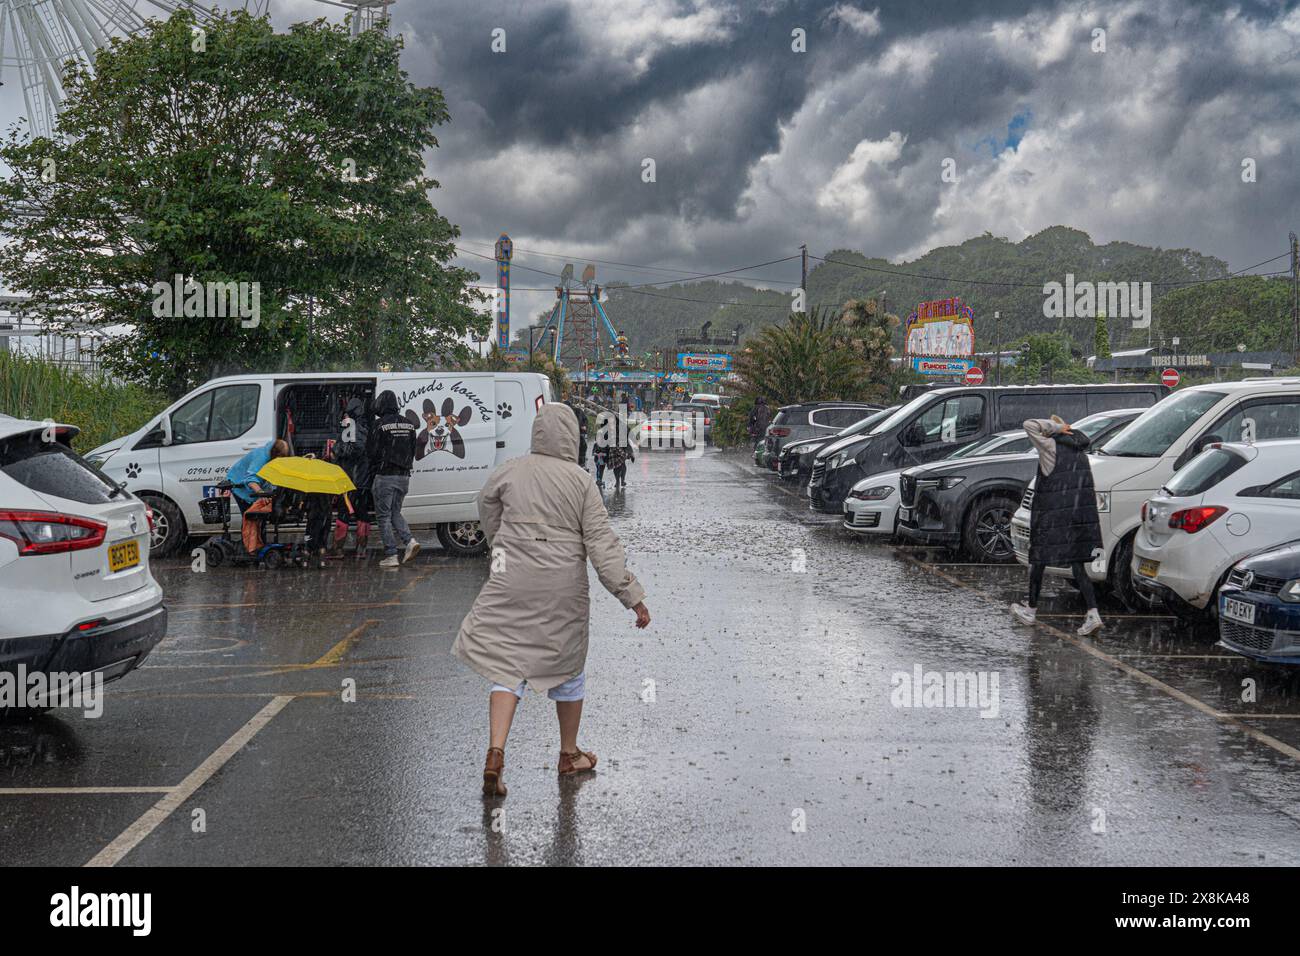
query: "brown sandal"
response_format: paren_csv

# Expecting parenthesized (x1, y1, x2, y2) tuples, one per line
(558, 748, 597, 776)
(483, 747, 507, 796)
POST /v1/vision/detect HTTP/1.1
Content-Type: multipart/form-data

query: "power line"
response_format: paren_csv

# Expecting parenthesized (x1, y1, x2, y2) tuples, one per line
(455, 245, 800, 289)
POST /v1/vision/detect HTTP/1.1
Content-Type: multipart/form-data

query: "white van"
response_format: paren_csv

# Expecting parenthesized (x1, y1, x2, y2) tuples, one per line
(84, 371, 554, 557)
(1010, 379, 1300, 607)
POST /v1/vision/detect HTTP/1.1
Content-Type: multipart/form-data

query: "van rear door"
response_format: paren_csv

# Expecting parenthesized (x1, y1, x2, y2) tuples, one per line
(379, 374, 497, 512)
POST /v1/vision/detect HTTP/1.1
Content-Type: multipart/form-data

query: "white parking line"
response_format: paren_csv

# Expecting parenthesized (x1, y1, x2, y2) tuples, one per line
(0, 786, 173, 795)
(84, 695, 293, 867)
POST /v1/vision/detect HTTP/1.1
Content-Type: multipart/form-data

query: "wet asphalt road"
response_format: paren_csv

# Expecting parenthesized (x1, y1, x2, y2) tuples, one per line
(5, 446, 1300, 866)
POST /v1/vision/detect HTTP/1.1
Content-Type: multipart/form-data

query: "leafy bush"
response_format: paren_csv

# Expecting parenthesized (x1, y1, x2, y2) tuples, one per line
(0, 352, 168, 452)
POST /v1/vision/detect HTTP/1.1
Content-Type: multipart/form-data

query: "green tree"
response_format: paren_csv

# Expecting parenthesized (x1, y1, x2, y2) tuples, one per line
(1093, 310, 1112, 360)
(1010, 332, 1101, 384)
(0, 10, 483, 397)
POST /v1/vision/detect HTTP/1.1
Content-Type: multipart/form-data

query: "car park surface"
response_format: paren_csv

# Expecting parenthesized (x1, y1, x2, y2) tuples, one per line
(9, 446, 1300, 866)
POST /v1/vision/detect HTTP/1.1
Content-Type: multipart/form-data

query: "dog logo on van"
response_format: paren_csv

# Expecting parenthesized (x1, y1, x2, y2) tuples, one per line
(408, 397, 473, 460)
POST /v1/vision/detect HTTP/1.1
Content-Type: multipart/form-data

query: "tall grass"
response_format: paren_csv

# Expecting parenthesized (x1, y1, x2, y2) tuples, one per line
(0, 351, 168, 452)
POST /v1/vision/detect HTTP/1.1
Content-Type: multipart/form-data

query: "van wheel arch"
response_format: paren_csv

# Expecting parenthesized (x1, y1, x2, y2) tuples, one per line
(137, 491, 188, 558)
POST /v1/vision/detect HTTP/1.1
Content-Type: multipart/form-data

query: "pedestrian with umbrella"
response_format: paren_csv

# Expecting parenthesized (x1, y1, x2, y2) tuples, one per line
(453, 403, 650, 797)
(255, 456, 356, 569)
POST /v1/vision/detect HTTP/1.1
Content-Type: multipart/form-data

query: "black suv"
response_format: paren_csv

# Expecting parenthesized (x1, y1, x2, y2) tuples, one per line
(808, 383, 1167, 513)
(895, 407, 1145, 561)
(777, 406, 895, 481)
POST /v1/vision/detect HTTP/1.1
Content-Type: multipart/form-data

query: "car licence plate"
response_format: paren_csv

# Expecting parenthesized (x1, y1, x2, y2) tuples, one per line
(1137, 558, 1160, 578)
(108, 539, 140, 573)
(898, 506, 912, 524)
(1223, 597, 1255, 625)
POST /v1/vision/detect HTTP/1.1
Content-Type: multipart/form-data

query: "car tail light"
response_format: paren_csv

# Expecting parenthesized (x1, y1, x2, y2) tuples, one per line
(1140, 502, 1147, 522)
(77, 618, 108, 632)
(0, 510, 107, 555)
(1168, 505, 1226, 534)
(770, 427, 791, 437)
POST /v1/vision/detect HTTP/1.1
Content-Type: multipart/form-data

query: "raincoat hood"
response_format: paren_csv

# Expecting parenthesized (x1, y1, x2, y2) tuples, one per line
(345, 396, 366, 419)
(375, 391, 399, 416)
(531, 403, 579, 462)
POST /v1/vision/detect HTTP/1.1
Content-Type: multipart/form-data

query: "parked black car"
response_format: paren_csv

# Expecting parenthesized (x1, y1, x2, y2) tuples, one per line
(762, 402, 882, 471)
(895, 407, 1146, 561)
(777, 406, 896, 481)
(807, 383, 1167, 513)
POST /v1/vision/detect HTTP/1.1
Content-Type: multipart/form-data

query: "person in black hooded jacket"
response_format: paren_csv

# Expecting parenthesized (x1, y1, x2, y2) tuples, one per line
(367, 390, 420, 567)
(1011, 415, 1104, 636)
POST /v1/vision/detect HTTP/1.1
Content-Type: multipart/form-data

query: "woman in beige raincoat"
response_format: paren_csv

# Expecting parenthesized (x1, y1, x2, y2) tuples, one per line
(453, 403, 650, 797)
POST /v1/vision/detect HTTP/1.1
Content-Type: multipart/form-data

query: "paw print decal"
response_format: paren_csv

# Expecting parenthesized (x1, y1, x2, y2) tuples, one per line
(124, 462, 142, 479)
(496, 402, 512, 419)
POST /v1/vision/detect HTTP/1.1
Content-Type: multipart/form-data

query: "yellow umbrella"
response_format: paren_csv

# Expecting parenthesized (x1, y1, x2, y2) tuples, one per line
(256, 456, 355, 495)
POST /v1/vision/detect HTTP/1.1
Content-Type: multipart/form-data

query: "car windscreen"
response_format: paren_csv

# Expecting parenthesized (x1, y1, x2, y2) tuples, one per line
(834, 407, 894, 439)
(867, 393, 940, 437)
(1099, 390, 1225, 458)
(0, 434, 122, 505)
(947, 433, 1016, 459)
(1163, 447, 1247, 496)
(1072, 412, 1128, 439)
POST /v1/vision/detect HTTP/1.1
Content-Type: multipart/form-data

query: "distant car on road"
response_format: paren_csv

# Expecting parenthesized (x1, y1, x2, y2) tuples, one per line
(672, 402, 715, 443)
(897, 408, 1144, 562)
(1, 417, 166, 712)
(1217, 539, 1300, 664)
(1134, 439, 1300, 621)
(634, 410, 697, 450)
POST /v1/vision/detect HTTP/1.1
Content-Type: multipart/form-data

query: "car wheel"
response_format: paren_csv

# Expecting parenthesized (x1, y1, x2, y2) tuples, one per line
(139, 494, 186, 558)
(1110, 533, 1156, 612)
(438, 521, 489, 557)
(962, 495, 1019, 563)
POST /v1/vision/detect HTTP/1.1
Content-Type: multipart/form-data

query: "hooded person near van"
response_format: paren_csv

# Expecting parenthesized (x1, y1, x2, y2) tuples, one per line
(1012, 416, 1104, 635)
(452, 402, 650, 797)
(331, 396, 373, 558)
(366, 390, 419, 567)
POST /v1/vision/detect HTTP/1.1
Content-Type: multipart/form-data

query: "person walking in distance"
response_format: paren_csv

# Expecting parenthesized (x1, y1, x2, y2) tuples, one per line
(748, 396, 771, 443)
(1012, 415, 1104, 636)
(367, 390, 420, 568)
(453, 403, 650, 797)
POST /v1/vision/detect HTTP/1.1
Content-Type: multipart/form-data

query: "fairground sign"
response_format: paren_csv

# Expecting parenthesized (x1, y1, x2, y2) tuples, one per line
(905, 298, 974, 376)
(677, 352, 732, 371)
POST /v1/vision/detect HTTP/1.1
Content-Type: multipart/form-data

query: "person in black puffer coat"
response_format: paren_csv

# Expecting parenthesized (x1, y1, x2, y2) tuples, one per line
(1012, 415, 1104, 636)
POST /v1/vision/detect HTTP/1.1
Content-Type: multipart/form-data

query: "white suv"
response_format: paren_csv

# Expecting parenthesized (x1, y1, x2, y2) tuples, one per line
(1011, 380, 1300, 607)
(1, 417, 166, 709)
(1133, 439, 1300, 620)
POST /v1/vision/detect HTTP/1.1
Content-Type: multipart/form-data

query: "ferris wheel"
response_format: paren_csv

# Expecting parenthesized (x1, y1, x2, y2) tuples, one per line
(0, 0, 391, 140)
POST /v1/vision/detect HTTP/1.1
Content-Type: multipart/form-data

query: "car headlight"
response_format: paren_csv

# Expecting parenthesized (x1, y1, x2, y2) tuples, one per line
(850, 484, 894, 501)
(1281, 580, 1300, 603)
(85, 451, 113, 470)
(827, 453, 846, 470)
(1096, 492, 1111, 513)
(938, 476, 965, 490)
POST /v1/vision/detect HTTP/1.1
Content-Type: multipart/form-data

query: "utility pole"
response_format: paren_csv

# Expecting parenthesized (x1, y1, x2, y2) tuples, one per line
(993, 310, 1002, 385)
(800, 243, 808, 305)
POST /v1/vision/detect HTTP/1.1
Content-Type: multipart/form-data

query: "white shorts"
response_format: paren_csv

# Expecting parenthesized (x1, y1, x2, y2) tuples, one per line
(490, 670, 586, 702)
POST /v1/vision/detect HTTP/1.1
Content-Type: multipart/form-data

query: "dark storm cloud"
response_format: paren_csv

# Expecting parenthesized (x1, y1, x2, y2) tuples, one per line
(267, 0, 1300, 297)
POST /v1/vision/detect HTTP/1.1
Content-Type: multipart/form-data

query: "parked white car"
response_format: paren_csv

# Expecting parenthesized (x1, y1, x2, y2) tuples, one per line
(843, 429, 1033, 536)
(1, 416, 165, 708)
(1133, 439, 1300, 620)
(1012, 379, 1300, 607)
(633, 410, 697, 450)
